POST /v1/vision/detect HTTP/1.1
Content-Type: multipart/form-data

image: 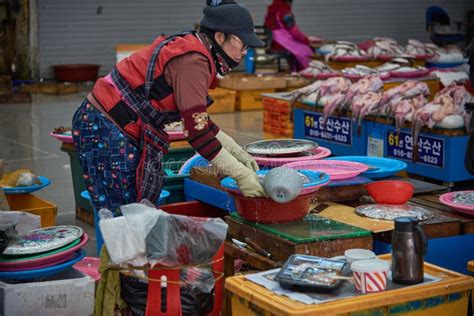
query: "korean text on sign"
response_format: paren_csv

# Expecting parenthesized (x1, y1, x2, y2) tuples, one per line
(303, 111, 352, 146)
(386, 130, 444, 168)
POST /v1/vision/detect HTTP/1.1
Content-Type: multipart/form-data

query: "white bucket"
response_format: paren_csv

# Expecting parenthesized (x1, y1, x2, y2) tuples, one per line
(351, 259, 390, 293)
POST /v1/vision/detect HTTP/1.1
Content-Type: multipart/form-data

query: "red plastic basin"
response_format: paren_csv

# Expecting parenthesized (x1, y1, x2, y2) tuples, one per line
(365, 180, 414, 204)
(230, 192, 314, 224)
(52, 64, 100, 82)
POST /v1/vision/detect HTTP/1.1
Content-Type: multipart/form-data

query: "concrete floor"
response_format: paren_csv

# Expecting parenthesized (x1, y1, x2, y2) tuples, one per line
(0, 92, 264, 257)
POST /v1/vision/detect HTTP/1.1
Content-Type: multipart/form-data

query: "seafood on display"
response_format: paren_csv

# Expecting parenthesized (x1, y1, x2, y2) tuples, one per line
(342, 65, 382, 77)
(452, 192, 474, 206)
(289, 77, 352, 125)
(405, 39, 433, 57)
(351, 92, 383, 129)
(355, 204, 433, 221)
(344, 76, 384, 106)
(365, 37, 405, 59)
(299, 60, 339, 78)
(380, 80, 430, 116)
(411, 84, 473, 161)
(319, 41, 368, 61)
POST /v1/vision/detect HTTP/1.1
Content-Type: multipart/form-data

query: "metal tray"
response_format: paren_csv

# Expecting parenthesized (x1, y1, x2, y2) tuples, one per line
(245, 139, 318, 156)
(275, 254, 350, 292)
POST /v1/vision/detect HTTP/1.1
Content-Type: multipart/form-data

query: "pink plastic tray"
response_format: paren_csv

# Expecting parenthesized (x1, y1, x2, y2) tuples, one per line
(0, 233, 88, 270)
(375, 55, 394, 62)
(49, 132, 73, 143)
(166, 131, 186, 141)
(343, 72, 391, 81)
(253, 146, 331, 167)
(439, 191, 474, 216)
(73, 256, 101, 281)
(330, 55, 370, 62)
(0, 253, 76, 271)
(283, 160, 369, 180)
(389, 69, 430, 78)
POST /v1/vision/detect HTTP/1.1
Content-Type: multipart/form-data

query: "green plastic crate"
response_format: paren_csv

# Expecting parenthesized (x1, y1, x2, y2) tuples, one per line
(60, 143, 93, 215)
(162, 147, 196, 204)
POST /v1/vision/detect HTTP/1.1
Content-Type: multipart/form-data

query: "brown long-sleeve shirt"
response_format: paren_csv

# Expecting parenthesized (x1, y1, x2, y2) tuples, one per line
(164, 53, 221, 160)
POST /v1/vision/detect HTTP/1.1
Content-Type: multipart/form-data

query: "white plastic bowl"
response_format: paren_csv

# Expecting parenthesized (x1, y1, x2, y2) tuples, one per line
(344, 249, 376, 264)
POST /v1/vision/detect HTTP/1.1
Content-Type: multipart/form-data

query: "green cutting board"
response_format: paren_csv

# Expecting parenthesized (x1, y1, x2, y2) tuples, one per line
(230, 213, 371, 244)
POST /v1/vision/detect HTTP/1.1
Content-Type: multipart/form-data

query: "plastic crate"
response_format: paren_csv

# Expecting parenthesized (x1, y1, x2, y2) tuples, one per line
(163, 147, 195, 204)
(262, 97, 293, 137)
(60, 143, 93, 217)
(208, 87, 236, 114)
(235, 89, 275, 111)
(226, 255, 474, 315)
(5, 194, 57, 227)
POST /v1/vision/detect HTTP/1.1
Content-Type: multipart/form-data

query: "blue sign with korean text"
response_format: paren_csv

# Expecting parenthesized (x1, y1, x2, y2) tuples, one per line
(386, 129, 444, 168)
(303, 111, 352, 146)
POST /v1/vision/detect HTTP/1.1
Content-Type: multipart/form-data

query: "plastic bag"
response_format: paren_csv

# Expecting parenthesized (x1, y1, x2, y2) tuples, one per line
(98, 202, 161, 265)
(0, 211, 40, 236)
(145, 211, 228, 267)
(15, 172, 39, 187)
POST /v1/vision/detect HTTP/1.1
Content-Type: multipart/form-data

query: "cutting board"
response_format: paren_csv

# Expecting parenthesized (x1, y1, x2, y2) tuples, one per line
(229, 212, 371, 243)
(317, 202, 394, 233)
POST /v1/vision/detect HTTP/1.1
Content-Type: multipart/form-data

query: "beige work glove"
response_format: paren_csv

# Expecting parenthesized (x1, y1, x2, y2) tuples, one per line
(211, 148, 267, 198)
(216, 131, 259, 172)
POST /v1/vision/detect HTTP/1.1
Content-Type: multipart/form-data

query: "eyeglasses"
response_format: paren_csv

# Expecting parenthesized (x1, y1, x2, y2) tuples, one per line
(230, 35, 248, 53)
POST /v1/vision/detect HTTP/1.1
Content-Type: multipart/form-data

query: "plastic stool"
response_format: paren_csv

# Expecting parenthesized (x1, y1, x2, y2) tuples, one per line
(145, 244, 224, 316)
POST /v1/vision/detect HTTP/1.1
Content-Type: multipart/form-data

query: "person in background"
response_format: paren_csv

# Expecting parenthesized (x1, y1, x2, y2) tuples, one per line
(72, 0, 267, 216)
(264, 0, 318, 71)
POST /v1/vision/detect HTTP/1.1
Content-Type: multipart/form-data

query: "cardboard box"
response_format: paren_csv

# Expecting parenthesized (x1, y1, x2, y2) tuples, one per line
(218, 73, 286, 91)
(236, 89, 274, 111)
(208, 87, 236, 114)
(0, 268, 95, 316)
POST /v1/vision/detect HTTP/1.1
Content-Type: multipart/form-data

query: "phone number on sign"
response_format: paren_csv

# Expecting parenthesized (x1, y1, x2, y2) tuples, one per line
(390, 148, 439, 165)
(303, 112, 352, 146)
(307, 129, 349, 143)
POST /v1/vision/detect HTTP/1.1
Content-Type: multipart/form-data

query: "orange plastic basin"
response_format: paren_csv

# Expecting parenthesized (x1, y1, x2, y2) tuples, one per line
(365, 180, 414, 204)
(230, 192, 313, 224)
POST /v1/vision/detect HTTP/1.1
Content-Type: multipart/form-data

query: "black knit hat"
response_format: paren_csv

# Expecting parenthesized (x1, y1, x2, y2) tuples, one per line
(201, 1, 264, 47)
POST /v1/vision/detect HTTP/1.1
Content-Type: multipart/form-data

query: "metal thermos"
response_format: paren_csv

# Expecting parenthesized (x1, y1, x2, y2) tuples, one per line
(391, 217, 427, 285)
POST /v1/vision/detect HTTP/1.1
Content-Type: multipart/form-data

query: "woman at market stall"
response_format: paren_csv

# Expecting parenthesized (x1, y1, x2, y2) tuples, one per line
(72, 0, 267, 215)
(264, 0, 317, 71)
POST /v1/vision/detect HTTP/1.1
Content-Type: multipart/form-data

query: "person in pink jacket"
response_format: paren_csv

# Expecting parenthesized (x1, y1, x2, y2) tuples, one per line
(264, 0, 316, 70)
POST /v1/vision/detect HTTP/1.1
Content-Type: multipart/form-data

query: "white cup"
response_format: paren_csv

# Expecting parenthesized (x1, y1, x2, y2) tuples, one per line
(351, 259, 390, 293)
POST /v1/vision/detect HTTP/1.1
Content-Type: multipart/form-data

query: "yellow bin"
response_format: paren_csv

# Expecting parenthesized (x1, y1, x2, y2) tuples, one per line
(6, 194, 58, 227)
(225, 255, 474, 316)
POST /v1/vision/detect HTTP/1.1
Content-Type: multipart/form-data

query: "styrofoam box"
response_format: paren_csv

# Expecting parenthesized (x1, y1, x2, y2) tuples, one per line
(0, 268, 94, 316)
